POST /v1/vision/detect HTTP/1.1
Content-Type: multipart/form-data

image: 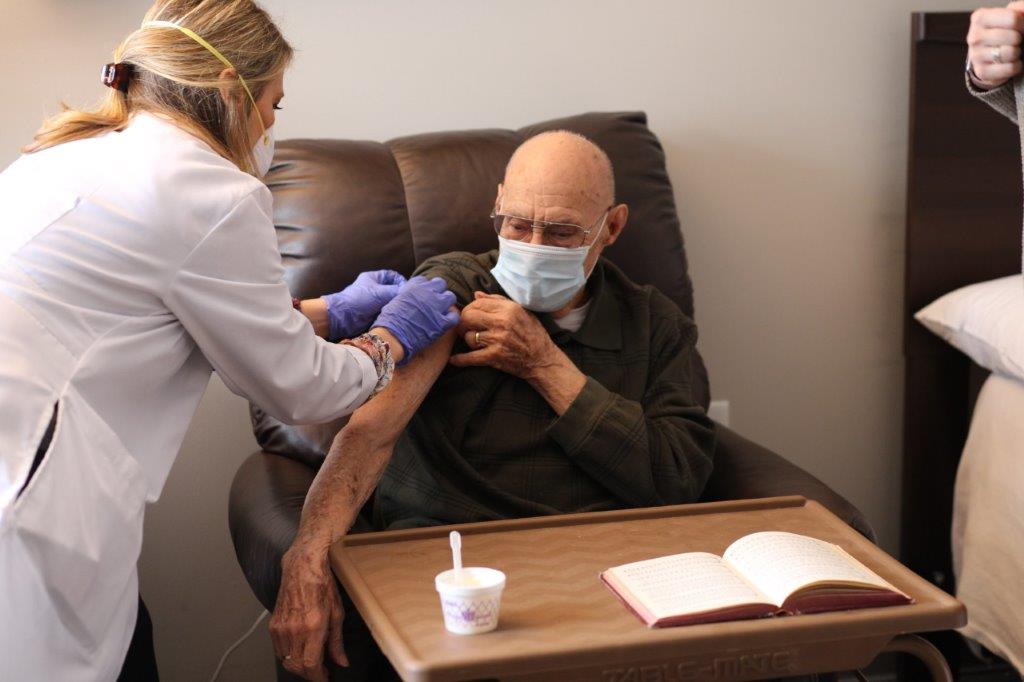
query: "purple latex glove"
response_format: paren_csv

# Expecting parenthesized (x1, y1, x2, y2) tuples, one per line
(373, 276, 459, 366)
(322, 270, 406, 341)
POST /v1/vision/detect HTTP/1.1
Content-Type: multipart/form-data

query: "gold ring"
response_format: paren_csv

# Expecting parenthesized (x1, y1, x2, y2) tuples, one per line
(475, 331, 482, 347)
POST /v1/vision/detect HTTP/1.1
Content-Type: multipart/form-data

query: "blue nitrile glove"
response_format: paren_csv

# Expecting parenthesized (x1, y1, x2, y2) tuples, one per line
(322, 269, 407, 341)
(373, 276, 459, 366)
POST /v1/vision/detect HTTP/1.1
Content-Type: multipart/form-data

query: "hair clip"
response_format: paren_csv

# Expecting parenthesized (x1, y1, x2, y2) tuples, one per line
(101, 62, 133, 93)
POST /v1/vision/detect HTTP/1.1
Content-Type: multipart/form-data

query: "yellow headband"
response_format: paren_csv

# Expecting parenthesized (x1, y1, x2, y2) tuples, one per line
(141, 20, 268, 143)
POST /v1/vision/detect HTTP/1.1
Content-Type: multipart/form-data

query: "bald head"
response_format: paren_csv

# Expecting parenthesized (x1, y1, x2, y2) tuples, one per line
(493, 130, 629, 314)
(501, 131, 616, 222)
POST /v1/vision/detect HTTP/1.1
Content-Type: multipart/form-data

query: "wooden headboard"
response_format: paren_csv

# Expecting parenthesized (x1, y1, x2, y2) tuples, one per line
(902, 12, 1020, 590)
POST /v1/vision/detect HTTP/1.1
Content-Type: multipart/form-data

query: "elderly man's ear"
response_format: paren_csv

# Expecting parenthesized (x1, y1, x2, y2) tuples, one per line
(602, 204, 629, 247)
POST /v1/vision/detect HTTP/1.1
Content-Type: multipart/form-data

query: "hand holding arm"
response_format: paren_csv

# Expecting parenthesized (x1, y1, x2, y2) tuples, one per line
(374, 276, 460, 365)
(450, 292, 587, 412)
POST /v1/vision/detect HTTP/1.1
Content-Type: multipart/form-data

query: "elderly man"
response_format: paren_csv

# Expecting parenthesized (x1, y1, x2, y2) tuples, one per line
(269, 131, 715, 681)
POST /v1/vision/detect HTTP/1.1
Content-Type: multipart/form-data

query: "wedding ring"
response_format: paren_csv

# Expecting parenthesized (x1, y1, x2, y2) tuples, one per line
(993, 46, 1003, 64)
(475, 331, 482, 347)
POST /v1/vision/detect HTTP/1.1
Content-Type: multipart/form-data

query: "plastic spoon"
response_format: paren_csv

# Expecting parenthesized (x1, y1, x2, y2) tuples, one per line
(449, 531, 463, 578)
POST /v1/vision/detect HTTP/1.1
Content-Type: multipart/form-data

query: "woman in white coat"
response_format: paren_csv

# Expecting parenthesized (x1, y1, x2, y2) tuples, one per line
(0, 1, 459, 680)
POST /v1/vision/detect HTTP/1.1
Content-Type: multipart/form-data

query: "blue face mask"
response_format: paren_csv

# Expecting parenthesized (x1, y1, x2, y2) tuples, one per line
(490, 219, 606, 313)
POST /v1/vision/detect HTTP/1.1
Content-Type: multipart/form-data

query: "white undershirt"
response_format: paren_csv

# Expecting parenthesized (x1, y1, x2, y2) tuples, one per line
(552, 300, 591, 333)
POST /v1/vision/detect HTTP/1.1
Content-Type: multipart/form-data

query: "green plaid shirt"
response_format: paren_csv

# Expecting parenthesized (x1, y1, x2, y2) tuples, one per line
(375, 250, 715, 529)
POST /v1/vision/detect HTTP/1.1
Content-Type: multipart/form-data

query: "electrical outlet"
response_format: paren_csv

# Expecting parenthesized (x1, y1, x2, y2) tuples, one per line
(708, 399, 730, 427)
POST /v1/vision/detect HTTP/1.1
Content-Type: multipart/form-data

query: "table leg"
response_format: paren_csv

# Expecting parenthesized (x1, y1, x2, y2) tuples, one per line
(879, 634, 953, 682)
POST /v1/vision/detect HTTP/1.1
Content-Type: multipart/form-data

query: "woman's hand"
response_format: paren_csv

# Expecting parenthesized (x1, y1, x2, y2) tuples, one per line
(269, 545, 348, 682)
(321, 269, 407, 342)
(968, 4, 1024, 89)
(372, 276, 460, 365)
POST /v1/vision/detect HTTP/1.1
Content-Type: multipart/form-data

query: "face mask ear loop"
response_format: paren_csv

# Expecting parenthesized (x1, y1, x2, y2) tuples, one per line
(583, 212, 609, 279)
(141, 20, 269, 146)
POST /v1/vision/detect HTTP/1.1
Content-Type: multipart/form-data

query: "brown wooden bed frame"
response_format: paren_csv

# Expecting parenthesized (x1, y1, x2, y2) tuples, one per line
(903, 11, 1021, 676)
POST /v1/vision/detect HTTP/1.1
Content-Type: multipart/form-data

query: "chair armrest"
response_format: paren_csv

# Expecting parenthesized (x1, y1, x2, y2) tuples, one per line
(702, 423, 877, 543)
(228, 451, 315, 610)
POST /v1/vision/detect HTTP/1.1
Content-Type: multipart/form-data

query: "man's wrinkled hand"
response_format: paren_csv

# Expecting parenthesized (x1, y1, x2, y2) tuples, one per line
(450, 292, 556, 379)
(269, 547, 348, 682)
(968, 4, 1024, 89)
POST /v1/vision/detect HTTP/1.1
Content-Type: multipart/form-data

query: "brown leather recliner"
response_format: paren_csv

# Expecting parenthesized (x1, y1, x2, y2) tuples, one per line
(228, 111, 875, 615)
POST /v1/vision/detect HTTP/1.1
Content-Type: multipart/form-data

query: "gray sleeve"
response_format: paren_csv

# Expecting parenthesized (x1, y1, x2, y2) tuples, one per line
(967, 72, 1019, 125)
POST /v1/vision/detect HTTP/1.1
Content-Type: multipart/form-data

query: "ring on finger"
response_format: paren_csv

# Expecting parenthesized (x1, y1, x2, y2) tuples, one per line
(993, 45, 1003, 64)
(475, 330, 483, 347)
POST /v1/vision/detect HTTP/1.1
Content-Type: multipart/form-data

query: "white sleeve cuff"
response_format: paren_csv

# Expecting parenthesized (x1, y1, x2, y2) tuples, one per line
(339, 342, 380, 407)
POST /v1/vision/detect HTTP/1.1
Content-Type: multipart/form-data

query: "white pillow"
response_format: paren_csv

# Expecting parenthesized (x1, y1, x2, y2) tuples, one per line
(915, 275, 1024, 381)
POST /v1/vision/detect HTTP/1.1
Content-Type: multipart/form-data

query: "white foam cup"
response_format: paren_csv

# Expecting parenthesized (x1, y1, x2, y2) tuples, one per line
(434, 567, 506, 635)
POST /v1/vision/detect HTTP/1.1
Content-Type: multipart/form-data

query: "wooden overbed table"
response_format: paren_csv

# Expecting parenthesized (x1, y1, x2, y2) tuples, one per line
(329, 496, 965, 681)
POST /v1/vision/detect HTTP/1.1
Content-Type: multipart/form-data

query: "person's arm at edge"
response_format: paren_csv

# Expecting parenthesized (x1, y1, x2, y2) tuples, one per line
(268, 328, 455, 681)
(965, 4, 1024, 124)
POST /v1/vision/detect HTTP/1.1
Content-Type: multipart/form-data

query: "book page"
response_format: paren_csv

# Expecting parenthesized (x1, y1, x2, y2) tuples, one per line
(607, 552, 771, 620)
(722, 532, 895, 607)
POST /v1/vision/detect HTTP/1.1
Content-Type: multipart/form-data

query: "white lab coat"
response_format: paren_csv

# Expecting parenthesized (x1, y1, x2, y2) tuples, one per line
(0, 113, 378, 681)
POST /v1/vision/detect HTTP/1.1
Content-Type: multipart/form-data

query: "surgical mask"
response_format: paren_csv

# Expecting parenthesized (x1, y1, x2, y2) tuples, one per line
(490, 218, 606, 312)
(252, 125, 275, 177)
(142, 20, 273, 176)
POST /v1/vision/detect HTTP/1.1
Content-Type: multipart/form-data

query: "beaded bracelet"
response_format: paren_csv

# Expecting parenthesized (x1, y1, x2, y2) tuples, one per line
(342, 332, 395, 397)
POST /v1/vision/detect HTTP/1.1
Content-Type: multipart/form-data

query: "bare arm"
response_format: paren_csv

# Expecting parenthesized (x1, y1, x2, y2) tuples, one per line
(293, 328, 454, 551)
(269, 329, 454, 681)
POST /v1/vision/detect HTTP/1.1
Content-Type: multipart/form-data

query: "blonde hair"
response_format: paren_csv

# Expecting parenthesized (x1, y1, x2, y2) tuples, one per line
(23, 0, 292, 175)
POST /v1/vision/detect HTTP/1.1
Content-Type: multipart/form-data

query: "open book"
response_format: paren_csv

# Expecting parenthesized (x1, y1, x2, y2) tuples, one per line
(601, 531, 912, 628)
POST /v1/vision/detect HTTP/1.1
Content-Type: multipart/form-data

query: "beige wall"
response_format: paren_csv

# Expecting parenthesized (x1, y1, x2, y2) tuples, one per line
(2, 1, 986, 679)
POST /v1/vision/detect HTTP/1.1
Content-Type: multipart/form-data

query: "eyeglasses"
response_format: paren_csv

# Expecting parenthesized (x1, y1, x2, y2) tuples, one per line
(491, 207, 612, 249)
